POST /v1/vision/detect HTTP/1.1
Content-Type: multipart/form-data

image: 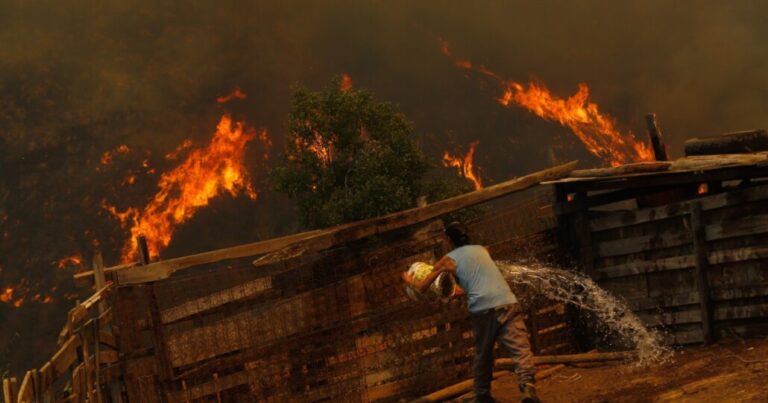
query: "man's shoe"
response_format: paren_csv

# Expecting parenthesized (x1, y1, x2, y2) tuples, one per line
(519, 383, 540, 403)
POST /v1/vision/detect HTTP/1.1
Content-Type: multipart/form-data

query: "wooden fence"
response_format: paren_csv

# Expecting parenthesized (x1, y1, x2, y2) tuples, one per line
(555, 167, 768, 345)
(3, 253, 122, 403)
(4, 163, 579, 402)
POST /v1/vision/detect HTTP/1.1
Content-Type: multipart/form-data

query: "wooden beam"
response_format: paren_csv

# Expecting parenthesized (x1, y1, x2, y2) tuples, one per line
(553, 164, 768, 193)
(497, 351, 637, 367)
(596, 231, 692, 258)
(137, 235, 150, 265)
(68, 283, 113, 326)
(3, 377, 17, 403)
(684, 129, 768, 156)
(704, 214, 768, 242)
(690, 202, 713, 344)
(92, 251, 107, 315)
(590, 203, 690, 232)
(646, 113, 669, 161)
(597, 255, 696, 279)
(160, 277, 273, 324)
(16, 371, 32, 403)
(109, 161, 577, 285)
(625, 291, 699, 311)
(50, 335, 81, 378)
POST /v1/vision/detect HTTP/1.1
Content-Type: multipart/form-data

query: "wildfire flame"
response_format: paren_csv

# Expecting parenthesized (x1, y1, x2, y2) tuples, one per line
(0, 287, 13, 303)
(340, 73, 353, 92)
(293, 131, 333, 166)
(100, 144, 130, 166)
(217, 87, 247, 104)
(443, 141, 483, 190)
(56, 254, 83, 270)
(106, 114, 267, 262)
(440, 40, 653, 167)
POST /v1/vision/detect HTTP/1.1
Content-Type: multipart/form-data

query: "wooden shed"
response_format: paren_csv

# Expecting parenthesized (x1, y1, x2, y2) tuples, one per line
(549, 152, 768, 345)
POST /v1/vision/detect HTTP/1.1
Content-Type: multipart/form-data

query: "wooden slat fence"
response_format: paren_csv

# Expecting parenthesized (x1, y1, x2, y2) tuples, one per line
(565, 179, 768, 345)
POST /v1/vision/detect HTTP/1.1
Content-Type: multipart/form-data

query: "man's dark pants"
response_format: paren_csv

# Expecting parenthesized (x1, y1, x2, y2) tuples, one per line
(471, 304, 536, 397)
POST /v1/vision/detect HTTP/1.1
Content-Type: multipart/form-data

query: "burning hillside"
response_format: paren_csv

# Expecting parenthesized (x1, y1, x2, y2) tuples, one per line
(103, 110, 270, 262)
(440, 40, 654, 167)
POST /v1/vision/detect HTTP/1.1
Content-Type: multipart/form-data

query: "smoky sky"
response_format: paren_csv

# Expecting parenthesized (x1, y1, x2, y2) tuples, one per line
(2, 0, 768, 372)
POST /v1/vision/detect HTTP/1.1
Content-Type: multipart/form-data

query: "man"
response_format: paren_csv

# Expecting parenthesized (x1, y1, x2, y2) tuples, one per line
(403, 222, 539, 403)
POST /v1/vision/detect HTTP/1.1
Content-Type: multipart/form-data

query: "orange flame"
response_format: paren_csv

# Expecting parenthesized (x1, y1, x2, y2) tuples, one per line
(0, 287, 13, 303)
(340, 74, 353, 92)
(440, 40, 653, 167)
(216, 87, 247, 104)
(100, 144, 131, 166)
(293, 129, 333, 166)
(107, 114, 266, 262)
(443, 141, 483, 190)
(56, 254, 83, 270)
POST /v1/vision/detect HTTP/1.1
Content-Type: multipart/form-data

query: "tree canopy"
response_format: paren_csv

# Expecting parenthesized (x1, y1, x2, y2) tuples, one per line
(272, 78, 432, 229)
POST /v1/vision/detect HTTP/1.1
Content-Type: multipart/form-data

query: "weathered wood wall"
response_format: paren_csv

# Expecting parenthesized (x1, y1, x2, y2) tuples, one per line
(109, 188, 574, 402)
(557, 172, 768, 345)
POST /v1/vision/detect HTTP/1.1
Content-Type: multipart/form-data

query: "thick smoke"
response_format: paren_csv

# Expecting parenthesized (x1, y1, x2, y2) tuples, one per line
(2, 0, 768, 373)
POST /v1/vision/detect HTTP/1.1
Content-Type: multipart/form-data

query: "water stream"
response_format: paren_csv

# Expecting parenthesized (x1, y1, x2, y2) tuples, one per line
(497, 261, 671, 366)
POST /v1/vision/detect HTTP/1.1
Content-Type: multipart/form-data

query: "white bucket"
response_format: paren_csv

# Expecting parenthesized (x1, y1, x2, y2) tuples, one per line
(405, 262, 458, 302)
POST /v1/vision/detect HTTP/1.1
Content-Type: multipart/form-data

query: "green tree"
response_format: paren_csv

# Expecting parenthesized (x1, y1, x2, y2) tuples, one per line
(272, 78, 431, 228)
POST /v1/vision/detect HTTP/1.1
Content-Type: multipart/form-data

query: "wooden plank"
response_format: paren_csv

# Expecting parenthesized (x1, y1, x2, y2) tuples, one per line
(626, 292, 699, 311)
(638, 308, 702, 326)
(713, 304, 768, 321)
(497, 351, 636, 367)
(709, 246, 768, 265)
(590, 204, 690, 232)
(570, 162, 671, 178)
(3, 378, 17, 403)
(51, 336, 81, 376)
(160, 277, 273, 324)
(685, 130, 768, 156)
(555, 186, 661, 215)
(166, 299, 468, 368)
(711, 285, 768, 301)
(597, 255, 695, 279)
(691, 202, 713, 344)
(705, 214, 768, 241)
(699, 181, 768, 210)
(68, 284, 113, 326)
(596, 231, 691, 258)
(92, 251, 108, 315)
(110, 161, 577, 285)
(145, 286, 173, 382)
(16, 371, 32, 403)
(590, 182, 768, 232)
(572, 193, 596, 277)
(552, 164, 768, 193)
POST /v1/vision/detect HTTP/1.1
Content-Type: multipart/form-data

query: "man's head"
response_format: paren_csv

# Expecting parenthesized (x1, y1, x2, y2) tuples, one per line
(445, 221, 470, 247)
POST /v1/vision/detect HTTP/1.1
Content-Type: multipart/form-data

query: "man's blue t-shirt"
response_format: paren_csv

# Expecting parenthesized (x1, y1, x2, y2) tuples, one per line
(446, 245, 517, 314)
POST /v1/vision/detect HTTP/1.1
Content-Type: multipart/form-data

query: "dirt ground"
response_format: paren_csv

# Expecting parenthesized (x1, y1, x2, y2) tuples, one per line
(482, 337, 768, 402)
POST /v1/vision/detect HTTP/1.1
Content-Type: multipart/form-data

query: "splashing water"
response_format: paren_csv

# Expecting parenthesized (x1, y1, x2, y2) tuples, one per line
(497, 262, 671, 366)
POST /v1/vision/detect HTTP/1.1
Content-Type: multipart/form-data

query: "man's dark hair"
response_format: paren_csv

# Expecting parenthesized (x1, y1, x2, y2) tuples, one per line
(445, 221, 470, 247)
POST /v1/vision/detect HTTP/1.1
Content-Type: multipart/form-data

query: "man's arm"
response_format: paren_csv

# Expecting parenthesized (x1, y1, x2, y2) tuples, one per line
(402, 255, 457, 293)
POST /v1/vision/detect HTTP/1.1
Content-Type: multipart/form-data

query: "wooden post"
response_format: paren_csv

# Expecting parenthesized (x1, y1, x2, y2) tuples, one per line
(92, 251, 107, 315)
(2, 377, 17, 403)
(645, 113, 669, 161)
(137, 235, 150, 265)
(690, 202, 713, 344)
(572, 192, 596, 278)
